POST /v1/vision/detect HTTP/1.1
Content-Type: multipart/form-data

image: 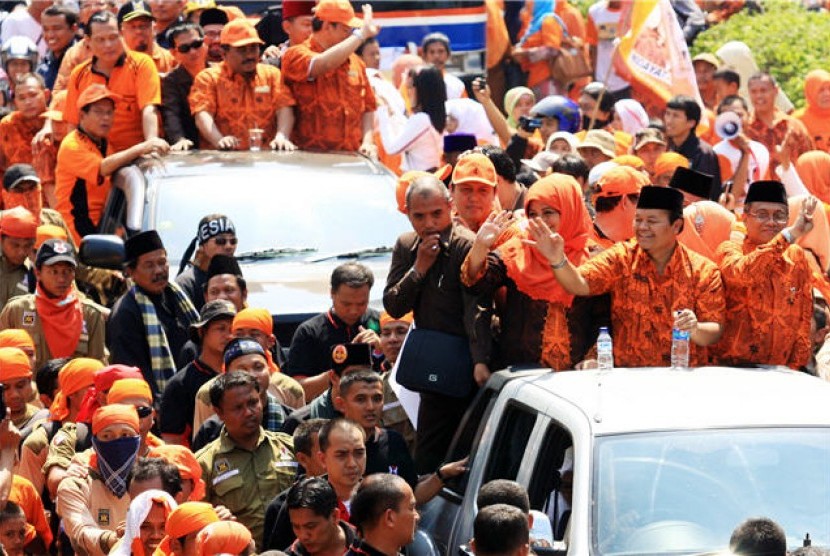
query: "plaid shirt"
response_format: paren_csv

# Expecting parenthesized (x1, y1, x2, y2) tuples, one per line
(264, 393, 287, 433)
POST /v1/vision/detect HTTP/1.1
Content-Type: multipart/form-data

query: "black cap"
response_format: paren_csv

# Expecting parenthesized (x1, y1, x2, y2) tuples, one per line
(190, 299, 236, 342)
(117, 0, 154, 24)
(206, 254, 242, 281)
(745, 180, 788, 206)
(669, 167, 712, 201)
(443, 133, 477, 154)
(125, 230, 165, 263)
(331, 343, 372, 375)
(199, 7, 228, 27)
(3, 164, 40, 191)
(223, 337, 265, 367)
(637, 186, 684, 213)
(36, 239, 77, 268)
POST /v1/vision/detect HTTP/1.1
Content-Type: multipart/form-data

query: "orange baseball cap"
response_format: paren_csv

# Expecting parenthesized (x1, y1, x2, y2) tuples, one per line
(593, 166, 649, 199)
(452, 153, 497, 188)
(77, 84, 120, 111)
(220, 18, 264, 47)
(313, 0, 362, 28)
(35, 224, 68, 249)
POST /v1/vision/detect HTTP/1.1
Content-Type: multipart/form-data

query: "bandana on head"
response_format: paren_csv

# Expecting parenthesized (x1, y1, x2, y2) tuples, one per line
(195, 521, 252, 556)
(92, 435, 141, 498)
(148, 444, 206, 501)
(49, 358, 103, 422)
(198, 216, 235, 245)
(0, 330, 34, 351)
(110, 489, 178, 556)
(0, 347, 32, 381)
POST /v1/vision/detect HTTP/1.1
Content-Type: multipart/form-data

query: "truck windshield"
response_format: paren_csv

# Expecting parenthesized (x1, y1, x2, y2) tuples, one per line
(593, 428, 830, 555)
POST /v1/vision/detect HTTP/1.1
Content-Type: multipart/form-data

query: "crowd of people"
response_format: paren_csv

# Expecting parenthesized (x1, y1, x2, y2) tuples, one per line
(0, 0, 829, 554)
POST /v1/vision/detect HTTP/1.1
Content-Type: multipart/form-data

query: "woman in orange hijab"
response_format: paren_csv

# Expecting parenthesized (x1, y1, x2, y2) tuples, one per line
(794, 70, 830, 154)
(677, 201, 737, 262)
(462, 173, 595, 370)
(795, 150, 830, 205)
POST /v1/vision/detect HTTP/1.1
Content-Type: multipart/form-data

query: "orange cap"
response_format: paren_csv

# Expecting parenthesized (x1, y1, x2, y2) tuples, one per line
(232, 307, 273, 335)
(218, 5, 245, 21)
(220, 18, 264, 47)
(653, 152, 690, 178)
(593, 166, 649, 199)
(107, 378, 152, 404)
(0, 330, 34, 351)
(313, 0, 362, 27)
(396, 171, 430, 214)
(166, 502, 220, 538)
(77, 84, 120, 111)
(380, 311, 413, 327)
(50, 358, 103, 422)
(148, 445, 206, 501)
(196, 521, 252, 556)
(92, 404, 140, 435)
(611, 154, 646, 171)
(0, 206, 37, 239)
(452, 153, 497, 188)
(35, 224, 68, 249)
(0, 347, 32, 381)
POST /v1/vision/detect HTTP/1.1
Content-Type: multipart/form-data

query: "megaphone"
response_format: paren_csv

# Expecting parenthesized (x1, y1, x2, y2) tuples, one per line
(715, 111, 742, 140)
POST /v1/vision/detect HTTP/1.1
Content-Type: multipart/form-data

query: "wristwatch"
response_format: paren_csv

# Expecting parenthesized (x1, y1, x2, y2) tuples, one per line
(435, 465, 446, 483)
(551, 257, 568, 270)
(782, 229, 794, 244)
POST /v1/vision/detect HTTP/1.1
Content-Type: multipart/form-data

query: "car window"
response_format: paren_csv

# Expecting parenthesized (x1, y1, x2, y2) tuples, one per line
(529, 423, 573, 543)
(443, 387, 496, 496)
(482, 402, 538, 484)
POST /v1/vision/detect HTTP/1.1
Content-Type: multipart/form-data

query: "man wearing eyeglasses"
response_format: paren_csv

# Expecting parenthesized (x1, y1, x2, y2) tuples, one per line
(714, 181, 817, 369)
(162, 22, 207, 151)
(175, 214, 237, 311)
(117, 0, 175, 75)
(189, 18, 296, 151)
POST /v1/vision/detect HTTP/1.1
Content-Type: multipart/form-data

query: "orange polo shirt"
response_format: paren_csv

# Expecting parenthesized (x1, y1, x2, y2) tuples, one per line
(54, 128, 112, 244)
(578, 239, 725, 367)
(281, 36, 377, 152)
(189, 61, 295, 150)
(713, 235, 813, 369)
(64, 51, 161, 153)
(149, 42, 176, 74)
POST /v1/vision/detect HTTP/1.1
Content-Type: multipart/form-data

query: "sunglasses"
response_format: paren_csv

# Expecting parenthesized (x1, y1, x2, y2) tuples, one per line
(135, 405, 153, 418)
(213, 237, 238, 246)
(176, 39, 204, 53)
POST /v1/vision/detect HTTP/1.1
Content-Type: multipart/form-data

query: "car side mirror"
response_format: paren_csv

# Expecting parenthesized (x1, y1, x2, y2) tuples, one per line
(79, 234, 125, 270)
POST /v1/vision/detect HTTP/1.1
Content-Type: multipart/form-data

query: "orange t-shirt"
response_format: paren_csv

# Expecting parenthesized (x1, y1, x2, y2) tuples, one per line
(54, 129, 112, 244)
(149, 42, 176, 75)
(518, 15, 563, 89)
(281, 36, 377, 152)
(10, 474, 53, 548)
(713, 235, 813, 369)
(578, 239, 725, 367)
(64, 51, 161, 153)
(189, 61, 295, 150)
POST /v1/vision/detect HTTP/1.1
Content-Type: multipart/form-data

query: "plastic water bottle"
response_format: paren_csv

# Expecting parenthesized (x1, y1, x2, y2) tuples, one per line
(671, 328, 690, 368)
(597, 327, 614, 370)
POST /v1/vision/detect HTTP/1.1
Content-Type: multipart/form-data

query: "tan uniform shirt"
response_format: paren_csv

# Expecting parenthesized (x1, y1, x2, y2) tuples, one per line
(55, 466, 129, 556)
(0, 293, 107, 370)
(18, 424, 51, 494)
(196, 428, 296, 549)
(0, 255, 28, 309)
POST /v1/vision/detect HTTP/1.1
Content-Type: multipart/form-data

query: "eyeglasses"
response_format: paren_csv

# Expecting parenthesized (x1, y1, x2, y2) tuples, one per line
(213, 237, 238, 246)
(176, 39, 204, 53)
(135, 405, 153, 418)
(747, 210, 788, 224)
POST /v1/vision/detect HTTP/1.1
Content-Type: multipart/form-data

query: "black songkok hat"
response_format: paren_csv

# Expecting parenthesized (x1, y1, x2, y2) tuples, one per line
(637, 186, 684, 213)
(331, 343, 372, 375)
(443, 133, 477, 154)
(125, 230, 164, 263)
(206, 255, 242, 281)
(745, 180, 788, 206)
(669, 166, 712, 200)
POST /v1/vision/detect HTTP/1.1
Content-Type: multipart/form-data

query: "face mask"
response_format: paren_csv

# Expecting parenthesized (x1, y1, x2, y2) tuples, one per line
(92, 435, 141, 498)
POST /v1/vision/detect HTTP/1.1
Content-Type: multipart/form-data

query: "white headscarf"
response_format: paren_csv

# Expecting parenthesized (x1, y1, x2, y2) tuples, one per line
(613, 99, 649, 136)
(110, 489, 178, 556)
(445, 98, 499, 145)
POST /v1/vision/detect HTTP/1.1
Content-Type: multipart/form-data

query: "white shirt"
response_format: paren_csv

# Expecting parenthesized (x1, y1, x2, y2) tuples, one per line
(444, 72, 466, 99)
(377, 110, 443, 172)
(587, 1, 628, 92)
(0, 6, 47, 58)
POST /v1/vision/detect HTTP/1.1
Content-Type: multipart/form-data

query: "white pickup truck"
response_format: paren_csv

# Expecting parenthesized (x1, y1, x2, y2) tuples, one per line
(415, 367, 830, 555)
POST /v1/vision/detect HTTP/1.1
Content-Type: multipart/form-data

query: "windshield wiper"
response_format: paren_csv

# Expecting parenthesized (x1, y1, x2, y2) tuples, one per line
(236, 247, 318, 261)
(308, 246, 393, 262)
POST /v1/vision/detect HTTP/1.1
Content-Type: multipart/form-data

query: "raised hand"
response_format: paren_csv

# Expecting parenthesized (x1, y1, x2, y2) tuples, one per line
(523, 217, 565, 264)
(474, 210, 513, 251)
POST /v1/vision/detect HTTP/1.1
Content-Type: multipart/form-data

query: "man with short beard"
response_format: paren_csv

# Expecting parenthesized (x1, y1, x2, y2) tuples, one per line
(117, 0, 175, 74)
(107, 230, 200, 400)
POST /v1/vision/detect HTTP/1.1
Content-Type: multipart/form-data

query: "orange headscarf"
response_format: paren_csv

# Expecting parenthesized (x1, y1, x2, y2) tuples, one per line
(795, 151, 830, 204)
(499, 174, 591, 305)
(231, 308, 281, 372)
(148, 445, 206, 501)
(677, 201, 736, 262)
(0, 347, 32, 381)
(35, 225, 68, 249)
(91, 405, 140, 436)
(154, 502, 220, 556)
(195, 521, 252, 556)
(49, 358, 103, 422)
(0, 207, 38, 239)
(788, 194, 830, 274)
(107, 378, 153, 405)
(0, 330, 34, 351)
(803, 69, 830, 117)
(76, 365, 144, 423)
(653, 152, 690, 179)
(380, 311, 413, 327)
